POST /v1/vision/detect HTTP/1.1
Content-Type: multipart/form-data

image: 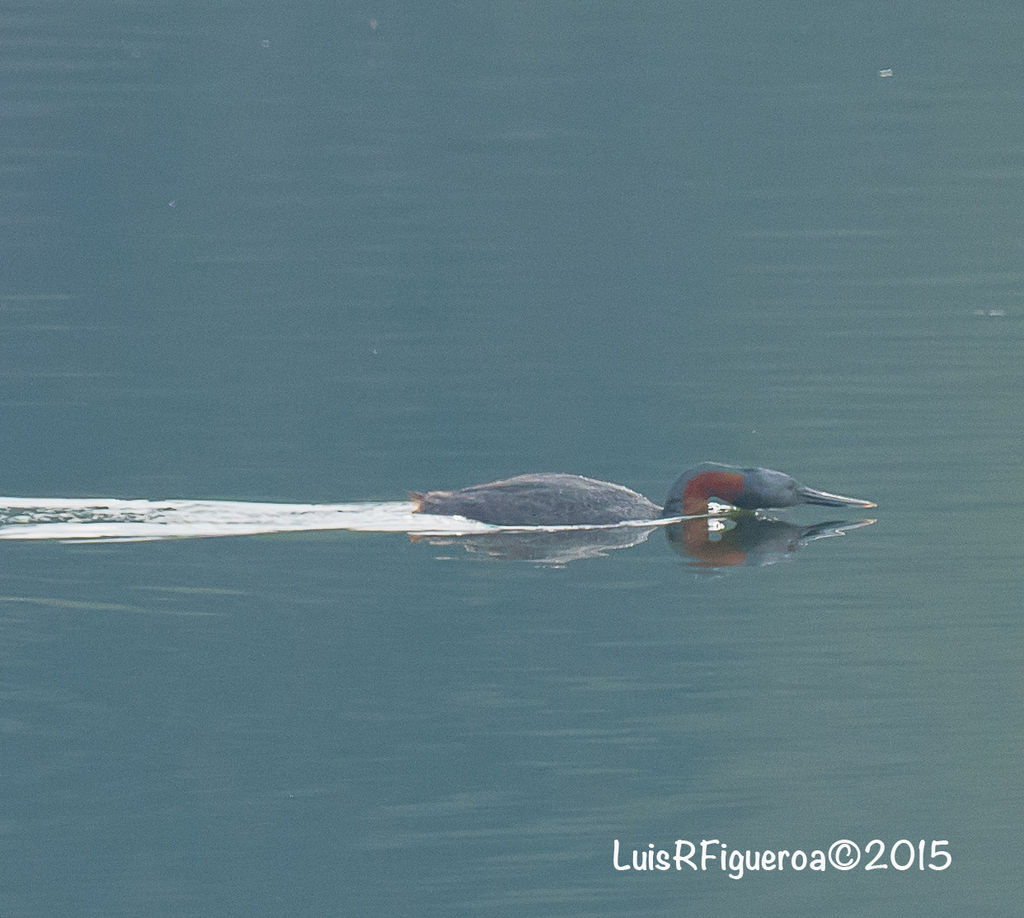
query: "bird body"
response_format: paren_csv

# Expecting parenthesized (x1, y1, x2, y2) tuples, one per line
(412, 473, 659, 526)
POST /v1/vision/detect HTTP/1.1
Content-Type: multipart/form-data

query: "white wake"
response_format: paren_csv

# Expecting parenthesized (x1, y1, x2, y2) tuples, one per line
(0, 497, 679, 543)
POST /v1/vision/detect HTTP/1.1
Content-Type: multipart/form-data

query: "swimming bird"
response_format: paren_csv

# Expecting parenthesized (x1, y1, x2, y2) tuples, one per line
(411, 463, 876, 526)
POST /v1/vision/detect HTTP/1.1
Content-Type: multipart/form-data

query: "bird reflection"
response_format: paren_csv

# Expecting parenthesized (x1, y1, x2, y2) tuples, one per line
(663, 514, 875, 568)
(414, 512, 874, 566)
(412, 524, 656, 566)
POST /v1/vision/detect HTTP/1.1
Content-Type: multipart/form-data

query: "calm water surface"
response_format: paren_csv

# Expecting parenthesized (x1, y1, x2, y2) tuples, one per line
(1, 2, 1021, 915)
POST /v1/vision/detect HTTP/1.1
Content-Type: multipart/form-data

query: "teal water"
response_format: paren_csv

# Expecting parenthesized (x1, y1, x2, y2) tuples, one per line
(2, 2, 1022, 915)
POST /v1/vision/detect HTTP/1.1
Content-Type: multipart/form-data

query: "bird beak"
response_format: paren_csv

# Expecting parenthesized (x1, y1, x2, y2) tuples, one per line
(796, 485, 877, 509)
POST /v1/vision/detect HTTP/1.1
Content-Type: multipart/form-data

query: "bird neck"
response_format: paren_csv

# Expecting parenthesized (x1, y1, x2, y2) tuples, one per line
(663, 468, 745, 516)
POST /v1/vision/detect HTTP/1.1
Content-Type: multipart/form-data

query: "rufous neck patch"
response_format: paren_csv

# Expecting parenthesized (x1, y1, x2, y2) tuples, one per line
(682, 471, 744, 514)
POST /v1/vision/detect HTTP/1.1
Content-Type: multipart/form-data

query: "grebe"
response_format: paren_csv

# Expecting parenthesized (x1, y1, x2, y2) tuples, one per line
(412, 462, 876, 526)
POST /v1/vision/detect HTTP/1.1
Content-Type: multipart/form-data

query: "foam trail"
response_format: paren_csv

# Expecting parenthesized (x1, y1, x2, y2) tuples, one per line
(0, 498, 495, 542)
(0, 496, 681, 543)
